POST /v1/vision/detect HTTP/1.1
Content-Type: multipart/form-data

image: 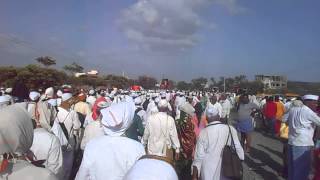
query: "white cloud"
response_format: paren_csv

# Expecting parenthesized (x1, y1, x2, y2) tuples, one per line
(118, 0, 243, 52)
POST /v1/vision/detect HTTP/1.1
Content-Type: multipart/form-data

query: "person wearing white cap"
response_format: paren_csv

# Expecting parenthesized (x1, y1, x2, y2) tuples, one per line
(0, 104, 58, 180)
(192, 106, 244, 180)
(146, 96, 159, 120)
(124, 157, 178, 180)
(52, 93, 81, 180)
(80, 97, 110, 150)
(75, 101, 145, 180)
(134, 96, 147, 127)
(283, 94, 320, 180)
(142, 99, 180, 161)
(0, 95, 11, 109)
(86, 89, 97, 108)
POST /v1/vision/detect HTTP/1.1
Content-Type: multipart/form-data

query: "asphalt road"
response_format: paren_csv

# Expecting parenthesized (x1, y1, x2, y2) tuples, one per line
(229, 112, 286, 180)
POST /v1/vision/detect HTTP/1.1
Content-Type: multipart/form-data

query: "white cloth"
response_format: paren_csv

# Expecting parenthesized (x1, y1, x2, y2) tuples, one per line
(136, 107, 147, 127)
(56, 107, 81, 137)
(74, 101, 91, 116)
(0, 160, 58, 180)
(29, 91, 40, 101)
(146, 100, 158, 119)
(75, 136, 145, 180)
(0, 104, 34, 155)
(81, 120, 104, 150)
(192, 122, 244, 180)
(30, 128, 63, 177)
(86, 96, 96, 108)
(124, 159, 178, 180)
(61, 93, 72, 101)
(284, 105, 320, 146)
(220, 99, 232, 119)
(142, 112, 181, 156)
(205, 102, 223, 118)
(100, 100, 135, 136)
(0, 104, 58, 180)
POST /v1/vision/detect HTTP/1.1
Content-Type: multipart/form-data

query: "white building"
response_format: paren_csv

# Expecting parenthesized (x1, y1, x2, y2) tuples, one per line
(255, 75, 287, 90)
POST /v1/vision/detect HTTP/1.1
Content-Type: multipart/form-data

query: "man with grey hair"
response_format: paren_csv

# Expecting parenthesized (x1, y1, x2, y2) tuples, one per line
(192, 105, 244, 180)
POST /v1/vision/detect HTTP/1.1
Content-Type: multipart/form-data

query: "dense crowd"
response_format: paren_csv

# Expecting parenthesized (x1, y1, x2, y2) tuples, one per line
(0, 84, 319, 180)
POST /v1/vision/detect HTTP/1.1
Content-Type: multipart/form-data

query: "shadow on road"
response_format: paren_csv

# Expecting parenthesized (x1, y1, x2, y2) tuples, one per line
(257, 144, 284, 160)
(245, 147, 283, 180)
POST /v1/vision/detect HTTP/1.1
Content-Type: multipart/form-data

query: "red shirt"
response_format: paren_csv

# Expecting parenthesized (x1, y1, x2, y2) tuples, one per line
(264, 101, 277, 119)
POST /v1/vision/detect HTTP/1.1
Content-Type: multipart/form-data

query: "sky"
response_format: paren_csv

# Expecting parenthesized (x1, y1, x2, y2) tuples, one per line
(0, 0, 319, 82)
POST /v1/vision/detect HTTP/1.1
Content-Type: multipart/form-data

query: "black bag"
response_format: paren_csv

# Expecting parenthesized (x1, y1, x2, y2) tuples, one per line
(222, 125, 243, 180)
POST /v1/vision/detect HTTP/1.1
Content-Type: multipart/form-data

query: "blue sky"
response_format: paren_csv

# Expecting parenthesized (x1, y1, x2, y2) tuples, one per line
(0, 0, 319, 82)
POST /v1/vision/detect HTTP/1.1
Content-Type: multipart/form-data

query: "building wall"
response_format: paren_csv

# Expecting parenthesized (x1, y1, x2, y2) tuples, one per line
(255, 75, 287, 90)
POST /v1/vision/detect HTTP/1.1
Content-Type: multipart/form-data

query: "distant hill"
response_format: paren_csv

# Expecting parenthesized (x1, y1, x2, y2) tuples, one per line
(287, 81, 320, 95)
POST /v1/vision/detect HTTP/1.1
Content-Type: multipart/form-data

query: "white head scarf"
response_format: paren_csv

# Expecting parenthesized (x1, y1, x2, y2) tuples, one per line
(29, 91, 41, 101)
(45, 87, 54, 98)
(0, 104, 34, 156)
(179, 102, 195, 116)
(61, 93, 72, 102)
(101, 100, 135, 136)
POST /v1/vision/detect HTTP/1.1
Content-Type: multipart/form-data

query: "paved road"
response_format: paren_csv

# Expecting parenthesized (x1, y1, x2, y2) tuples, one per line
(229, 113, 286, 180)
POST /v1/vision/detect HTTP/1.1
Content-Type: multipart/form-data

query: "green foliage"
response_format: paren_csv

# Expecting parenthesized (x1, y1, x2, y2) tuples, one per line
(35, 56, 56, 67)
(63, 62, 84, 74)
(0, 64, 67, 89)
(191, 77, 207, 90)
(176, 81, 191, 90)
(136, 75, 157, 89)
(104, 74, 133, 89)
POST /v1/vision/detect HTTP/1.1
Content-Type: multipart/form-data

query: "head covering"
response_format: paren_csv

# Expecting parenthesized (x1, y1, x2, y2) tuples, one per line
(134, 97, 142, 105)
(44, 87, 54, 98)
(158, 99, 168, 108)
(5, 88, 12, 94)
(206, 106, 219, 118)
(61, 93, 72, 102)
(101, 100, 135, 136)
(89, 89, 95, 95)
(303, 94, 319, 101)
(0, 104, 34, 156)
(48, 98, 57, 107)
(56, 90, 63, 97)
(180, 103, 195, 116)
(92, 97, 111, 120)
(124, 159, 178, 180)
(0, 95, 10, 104)
(29, 91, 41, 101)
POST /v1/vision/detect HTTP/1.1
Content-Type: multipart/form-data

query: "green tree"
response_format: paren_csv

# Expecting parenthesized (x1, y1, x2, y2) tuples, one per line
(35, 56, 56, 67)
(136, 75, 157, 89)
(191, 77, 207, 90)
(176, 81, 191, 90)
(63, 62, 84, 74)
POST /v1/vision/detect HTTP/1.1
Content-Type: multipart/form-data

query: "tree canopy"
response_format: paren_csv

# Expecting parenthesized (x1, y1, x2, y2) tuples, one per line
(35, 56, 56, 67)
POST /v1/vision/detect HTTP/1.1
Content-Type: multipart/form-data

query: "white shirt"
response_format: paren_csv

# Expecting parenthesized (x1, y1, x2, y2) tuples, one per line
(56, 107, 81, 137)
(76, 136, 145, 180)
(1, 160, 58, 180)
(136, 107, 147, 127)
(284, 105, 320, 146)
(80, 120, 104, 150)
(220, 99, 232, 119)
(142, 112, 180, 156)
(30, 128, 63, 177)
(124, 159, 178, 180)
(192, 121, 244, 180)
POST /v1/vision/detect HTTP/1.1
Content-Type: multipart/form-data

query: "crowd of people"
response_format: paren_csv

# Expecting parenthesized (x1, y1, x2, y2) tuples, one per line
(0, 83, 320, 180)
